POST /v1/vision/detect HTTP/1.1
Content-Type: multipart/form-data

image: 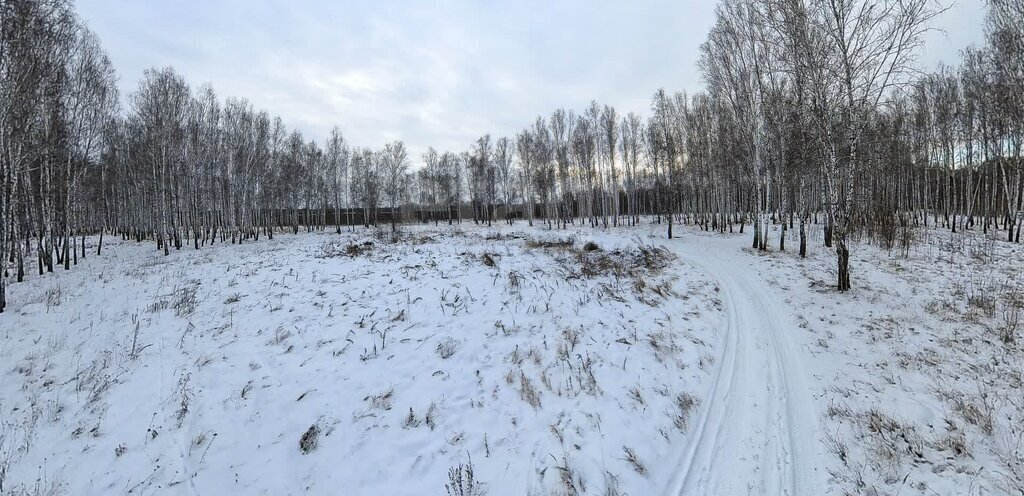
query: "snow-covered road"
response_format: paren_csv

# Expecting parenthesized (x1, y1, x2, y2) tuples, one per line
(665, 234, 826, 496)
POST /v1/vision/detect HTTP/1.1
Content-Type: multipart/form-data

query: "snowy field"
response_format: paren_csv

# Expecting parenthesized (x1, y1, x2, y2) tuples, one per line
(748, 226, 1024, 495)
(2, 222, 1022, 495)
(0, 224, 724, 495)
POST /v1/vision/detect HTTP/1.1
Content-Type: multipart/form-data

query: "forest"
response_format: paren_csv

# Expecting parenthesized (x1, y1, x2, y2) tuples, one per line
(2, 0, 1023, 311)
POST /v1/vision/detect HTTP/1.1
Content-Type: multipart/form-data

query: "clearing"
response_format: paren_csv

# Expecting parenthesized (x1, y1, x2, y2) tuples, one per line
(1, 222, 1021, 495)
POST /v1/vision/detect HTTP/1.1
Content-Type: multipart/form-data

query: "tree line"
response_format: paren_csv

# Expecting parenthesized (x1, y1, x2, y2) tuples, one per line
(2, 0, 1022, 311)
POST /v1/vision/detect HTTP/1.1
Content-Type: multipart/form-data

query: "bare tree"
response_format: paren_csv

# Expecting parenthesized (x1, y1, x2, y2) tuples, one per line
(325, 127, 348, 233)
(600, 104, 620, 226)
(494, 137, 516, 224)
(516, 129, 536, 226)
(773, 0, 941, 290)
(381, 140, 409, 231)
(619, 113, 644, 226)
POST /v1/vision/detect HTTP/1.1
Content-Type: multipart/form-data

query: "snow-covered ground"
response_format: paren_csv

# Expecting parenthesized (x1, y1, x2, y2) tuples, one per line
(1, 221, 1021, 495)
(743, 225, 1024, 496)
(0, 224, 724, 495)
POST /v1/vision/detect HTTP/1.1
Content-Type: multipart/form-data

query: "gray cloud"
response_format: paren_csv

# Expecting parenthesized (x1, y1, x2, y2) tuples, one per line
(77, 0, 985, 162)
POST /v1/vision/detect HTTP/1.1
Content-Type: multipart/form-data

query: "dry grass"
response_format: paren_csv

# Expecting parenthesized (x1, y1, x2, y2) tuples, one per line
(602, 471, 623, 496)
(505, 270, 522, 295)
(822, 431, 849, 465)
(861, 408, 925, 476)
(525, 236, 575, 249)
(517, 372, 542, 409)
(44, 286, 63, 310)
(436, 337, 459, 359)
(552, 243, 675, 285)
(1000, 283, 1023, 343)
(672, 392, 699, 431)
(317, 239, 373, 258)
(366, 388, 395, 411)
(172, 281, 199, 316)
(622, 446, 647, 475)
(946, 389, 996, 436)
(299, 422, 320, 454)
(402, 408, 420, 429)
(425, 402, 438, 431)
(266, 326, 292, 346)
(445, 457, 484, 496)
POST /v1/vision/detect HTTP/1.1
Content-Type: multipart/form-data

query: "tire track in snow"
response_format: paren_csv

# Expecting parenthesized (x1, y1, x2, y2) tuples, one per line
(664, 235, 824, 496)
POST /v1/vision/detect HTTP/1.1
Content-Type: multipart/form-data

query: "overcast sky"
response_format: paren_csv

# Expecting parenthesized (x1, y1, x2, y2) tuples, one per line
(77, 0, 986, 162)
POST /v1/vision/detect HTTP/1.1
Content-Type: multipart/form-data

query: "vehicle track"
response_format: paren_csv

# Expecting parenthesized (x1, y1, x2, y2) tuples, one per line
(665, 235, 824, 495)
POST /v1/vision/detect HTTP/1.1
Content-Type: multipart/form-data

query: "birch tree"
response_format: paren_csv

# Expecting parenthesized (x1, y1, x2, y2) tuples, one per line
(381, 140, 409, 231)
(770, 0, 940, 290)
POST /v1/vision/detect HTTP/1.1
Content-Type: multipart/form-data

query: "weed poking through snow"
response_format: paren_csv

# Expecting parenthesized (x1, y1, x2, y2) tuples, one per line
(299, 422, 320, 454)
(436, 337, 459, 359)
(445, 456, 485, 496)
(622, 446, 647, 475)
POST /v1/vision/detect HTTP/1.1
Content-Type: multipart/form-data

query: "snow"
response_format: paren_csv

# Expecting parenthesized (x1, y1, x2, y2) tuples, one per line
(666, 235, 825, 495)
(2, 221, 1021, 495)
(742, 225, 1024, 495)
(0, 224, 723, 495)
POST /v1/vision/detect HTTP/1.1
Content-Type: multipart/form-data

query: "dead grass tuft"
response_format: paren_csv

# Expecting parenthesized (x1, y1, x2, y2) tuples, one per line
(672, 392, 699, 431)
(525, 236, 575, 249)
(317, 239, 373, 258)
(445, 457, 484, 496)
(436, 337, 459, 359)
(567, 243, 675, 280)
(366, 388, 395, 411)
(299, 423, 320, 454)
(173, 281, 199, 316)
(517, 372, 542, 409)
(622, 446, 647, 475)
